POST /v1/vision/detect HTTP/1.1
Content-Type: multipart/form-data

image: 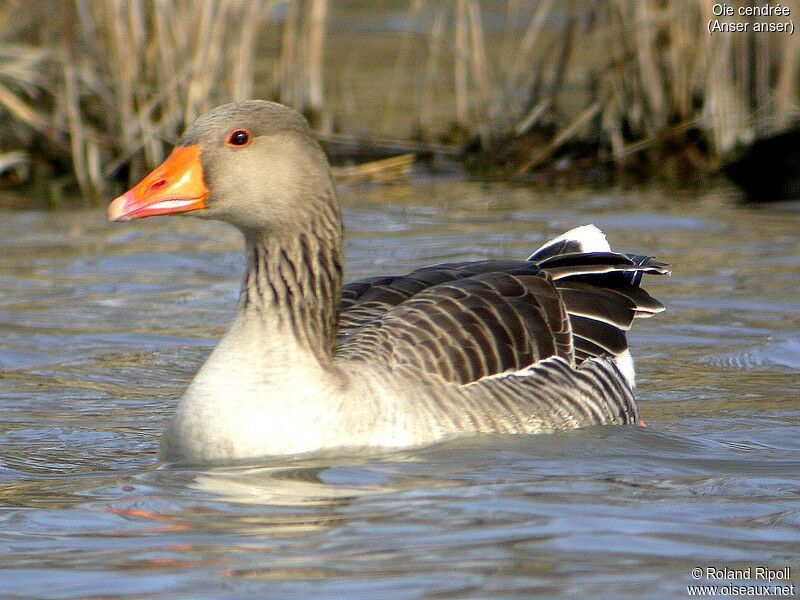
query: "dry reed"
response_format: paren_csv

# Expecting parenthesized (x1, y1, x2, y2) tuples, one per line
(0, 0, 797, 196)
(419, 0, 799, 175)
(0, 0, 329, 202)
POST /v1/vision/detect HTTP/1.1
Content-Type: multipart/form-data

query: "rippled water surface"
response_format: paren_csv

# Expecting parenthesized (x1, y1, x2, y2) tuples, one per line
(1, 184, 799, 598)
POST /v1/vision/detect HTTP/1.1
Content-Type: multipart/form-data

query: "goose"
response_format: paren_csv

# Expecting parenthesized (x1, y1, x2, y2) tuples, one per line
(107, 100, 668, 463)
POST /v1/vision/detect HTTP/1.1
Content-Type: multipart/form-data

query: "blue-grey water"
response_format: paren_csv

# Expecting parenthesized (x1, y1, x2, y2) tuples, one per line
(0, 183, 798, 598)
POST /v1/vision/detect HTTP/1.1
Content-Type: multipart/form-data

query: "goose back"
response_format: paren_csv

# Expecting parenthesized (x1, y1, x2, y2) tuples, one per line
(337, 242, 667, 387)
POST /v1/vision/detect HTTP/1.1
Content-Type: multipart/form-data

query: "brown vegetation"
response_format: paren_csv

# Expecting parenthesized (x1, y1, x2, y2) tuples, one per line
(0, 0, 797, 201)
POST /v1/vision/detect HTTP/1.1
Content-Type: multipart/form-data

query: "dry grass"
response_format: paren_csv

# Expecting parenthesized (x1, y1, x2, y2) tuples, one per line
(0, 0, 328, 202)
(0, 0, 798, 197)
(412, 0, 799, 175)
(330, 153, 415, 184)
(592, 0, 800, 166)
(0, 0, 270, 199)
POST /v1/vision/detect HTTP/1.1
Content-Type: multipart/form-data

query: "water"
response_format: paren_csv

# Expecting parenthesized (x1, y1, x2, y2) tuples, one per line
(1, 183, 799, 598)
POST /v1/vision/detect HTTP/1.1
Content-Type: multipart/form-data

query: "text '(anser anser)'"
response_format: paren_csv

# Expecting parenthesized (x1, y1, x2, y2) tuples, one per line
(108, 101, 668, 463)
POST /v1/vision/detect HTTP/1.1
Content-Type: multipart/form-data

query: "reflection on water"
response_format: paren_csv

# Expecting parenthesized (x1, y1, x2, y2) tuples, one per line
(0, 184, 799, 598)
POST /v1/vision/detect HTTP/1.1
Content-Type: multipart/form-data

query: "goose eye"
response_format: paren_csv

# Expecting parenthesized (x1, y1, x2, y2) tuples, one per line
(226, 129, 251, 147)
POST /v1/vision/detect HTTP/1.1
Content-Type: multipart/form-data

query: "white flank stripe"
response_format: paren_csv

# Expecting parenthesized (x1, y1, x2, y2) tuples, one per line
(615, 349, 636, 388)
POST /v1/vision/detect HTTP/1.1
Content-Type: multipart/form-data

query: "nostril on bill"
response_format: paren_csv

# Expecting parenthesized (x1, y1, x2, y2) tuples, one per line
(150, 179, 167, 193)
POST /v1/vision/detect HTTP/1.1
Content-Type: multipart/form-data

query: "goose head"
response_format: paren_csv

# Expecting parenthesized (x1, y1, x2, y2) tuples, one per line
(107, 100, 336, 233)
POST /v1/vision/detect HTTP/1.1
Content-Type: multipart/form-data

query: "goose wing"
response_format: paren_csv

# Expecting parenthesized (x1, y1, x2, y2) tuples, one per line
(337, 225, 668, 386)
(338, 267, 574, 383)
(339, 260, 536, 335)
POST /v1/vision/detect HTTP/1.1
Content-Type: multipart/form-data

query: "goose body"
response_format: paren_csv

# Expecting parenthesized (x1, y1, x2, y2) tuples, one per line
(108, 101, 668, 463)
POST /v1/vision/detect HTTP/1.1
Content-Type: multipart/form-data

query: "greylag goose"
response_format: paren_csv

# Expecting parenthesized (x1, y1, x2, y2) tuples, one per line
(108, 100, 668, 463)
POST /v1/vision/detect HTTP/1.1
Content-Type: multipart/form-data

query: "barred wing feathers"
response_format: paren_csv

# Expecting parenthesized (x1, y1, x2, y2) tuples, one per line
(337, 270, 574, 384)
(337, 226, 667, 391)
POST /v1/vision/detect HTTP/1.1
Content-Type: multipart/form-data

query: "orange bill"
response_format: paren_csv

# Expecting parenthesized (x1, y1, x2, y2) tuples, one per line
(107, 145, 209, 221)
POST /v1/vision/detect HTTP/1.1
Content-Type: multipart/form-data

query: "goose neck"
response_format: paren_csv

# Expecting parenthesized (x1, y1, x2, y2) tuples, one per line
(238, 225, 343, 361)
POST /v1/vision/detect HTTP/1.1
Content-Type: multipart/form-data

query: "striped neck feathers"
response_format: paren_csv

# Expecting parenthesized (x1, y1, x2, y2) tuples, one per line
(239, 218, 343, 361)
